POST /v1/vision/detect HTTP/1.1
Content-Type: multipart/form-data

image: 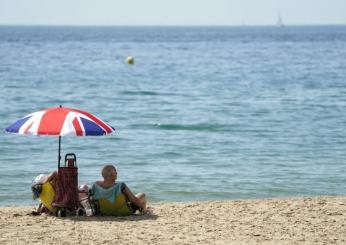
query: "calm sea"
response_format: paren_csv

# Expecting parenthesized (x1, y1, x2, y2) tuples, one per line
(0, 25, 346, 206)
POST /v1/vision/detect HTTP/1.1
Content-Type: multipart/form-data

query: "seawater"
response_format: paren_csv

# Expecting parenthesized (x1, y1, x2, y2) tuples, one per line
(0, 26, 346, 206)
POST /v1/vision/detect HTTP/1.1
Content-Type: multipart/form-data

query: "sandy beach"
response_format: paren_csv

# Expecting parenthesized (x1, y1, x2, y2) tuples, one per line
(0, 196, 345, 244)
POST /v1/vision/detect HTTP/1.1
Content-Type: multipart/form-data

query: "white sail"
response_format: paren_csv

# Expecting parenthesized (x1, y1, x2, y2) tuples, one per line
(277, 13, 284, 27)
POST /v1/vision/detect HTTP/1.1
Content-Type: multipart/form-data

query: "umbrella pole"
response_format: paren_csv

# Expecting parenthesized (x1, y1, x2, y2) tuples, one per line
(58, 105, 62, 168)
(58, 136, 61, 168)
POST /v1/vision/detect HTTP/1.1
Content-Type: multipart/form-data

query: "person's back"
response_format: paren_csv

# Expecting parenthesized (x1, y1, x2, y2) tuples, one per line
(92, 164, 147, 215)
(92, 181, 124, 203)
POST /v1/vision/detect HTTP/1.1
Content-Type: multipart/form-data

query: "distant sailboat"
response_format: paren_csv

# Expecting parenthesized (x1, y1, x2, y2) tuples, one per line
(277, 13, 285, 27)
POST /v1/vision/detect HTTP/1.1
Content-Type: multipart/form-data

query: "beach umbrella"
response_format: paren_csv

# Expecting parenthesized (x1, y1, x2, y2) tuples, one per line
(5, 105, 115, 166)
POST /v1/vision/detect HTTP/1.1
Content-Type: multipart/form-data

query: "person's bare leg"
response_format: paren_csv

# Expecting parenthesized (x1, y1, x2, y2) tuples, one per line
(135, 192, 147, 211)
(123, 186, 148, 212)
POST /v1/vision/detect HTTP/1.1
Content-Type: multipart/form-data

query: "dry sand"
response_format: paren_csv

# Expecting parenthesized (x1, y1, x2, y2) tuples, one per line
(0, 196, 345, 244)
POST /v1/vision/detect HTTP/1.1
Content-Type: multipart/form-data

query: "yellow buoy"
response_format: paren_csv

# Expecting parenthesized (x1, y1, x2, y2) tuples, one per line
(127, 56, 134, 65)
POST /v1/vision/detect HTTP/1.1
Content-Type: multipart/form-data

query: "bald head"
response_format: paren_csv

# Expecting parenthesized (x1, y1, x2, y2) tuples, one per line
(101, 165, 117, 180)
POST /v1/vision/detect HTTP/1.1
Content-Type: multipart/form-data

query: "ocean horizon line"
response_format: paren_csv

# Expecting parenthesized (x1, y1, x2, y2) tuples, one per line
(1, 23, 346, 28)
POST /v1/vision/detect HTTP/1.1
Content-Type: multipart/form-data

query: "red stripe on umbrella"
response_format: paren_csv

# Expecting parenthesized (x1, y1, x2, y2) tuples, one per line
(38, 108, 69, 135)
(71, 108, 113, 134)
(72, 117, 83, 136)
(24, 121, 33, 134)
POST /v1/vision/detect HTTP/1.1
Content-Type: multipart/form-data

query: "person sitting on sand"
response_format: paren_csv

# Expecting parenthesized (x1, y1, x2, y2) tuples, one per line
(92, 164, 147, 214)
(31, 171, 58, 214)
(32, 171, 90, 215)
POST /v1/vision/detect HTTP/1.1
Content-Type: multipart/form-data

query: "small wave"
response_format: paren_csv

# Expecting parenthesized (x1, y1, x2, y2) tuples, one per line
(129, 123, 231, 132)
(120, 90, 182, 97)
(156, 123, 230, 132)
(120, 90, 161, 96)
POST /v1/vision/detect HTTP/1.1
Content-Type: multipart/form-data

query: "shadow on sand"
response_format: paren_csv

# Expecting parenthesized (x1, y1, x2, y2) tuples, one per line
(56, 213, 159, 222)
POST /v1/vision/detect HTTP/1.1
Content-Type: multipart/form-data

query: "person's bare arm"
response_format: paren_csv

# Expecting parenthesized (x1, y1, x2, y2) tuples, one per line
(46, 171, 57, 182)
(123, 186, 144, 208)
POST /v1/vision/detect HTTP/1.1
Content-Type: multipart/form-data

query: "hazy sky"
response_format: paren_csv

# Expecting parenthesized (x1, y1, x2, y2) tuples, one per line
(0, 0, 345, 26)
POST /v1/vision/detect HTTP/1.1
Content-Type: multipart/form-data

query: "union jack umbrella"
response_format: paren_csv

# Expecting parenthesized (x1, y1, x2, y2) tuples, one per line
(5, 106, 115, 166)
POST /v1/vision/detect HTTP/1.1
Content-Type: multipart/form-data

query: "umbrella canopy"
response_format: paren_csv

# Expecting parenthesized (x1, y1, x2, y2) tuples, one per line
(5, 106, 115, 165)
(6, 106, 114, 136)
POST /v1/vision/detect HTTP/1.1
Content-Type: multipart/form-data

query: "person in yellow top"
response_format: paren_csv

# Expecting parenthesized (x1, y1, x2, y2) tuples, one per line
(92, 165, 147, 214)
(31, 171, 58, 215)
